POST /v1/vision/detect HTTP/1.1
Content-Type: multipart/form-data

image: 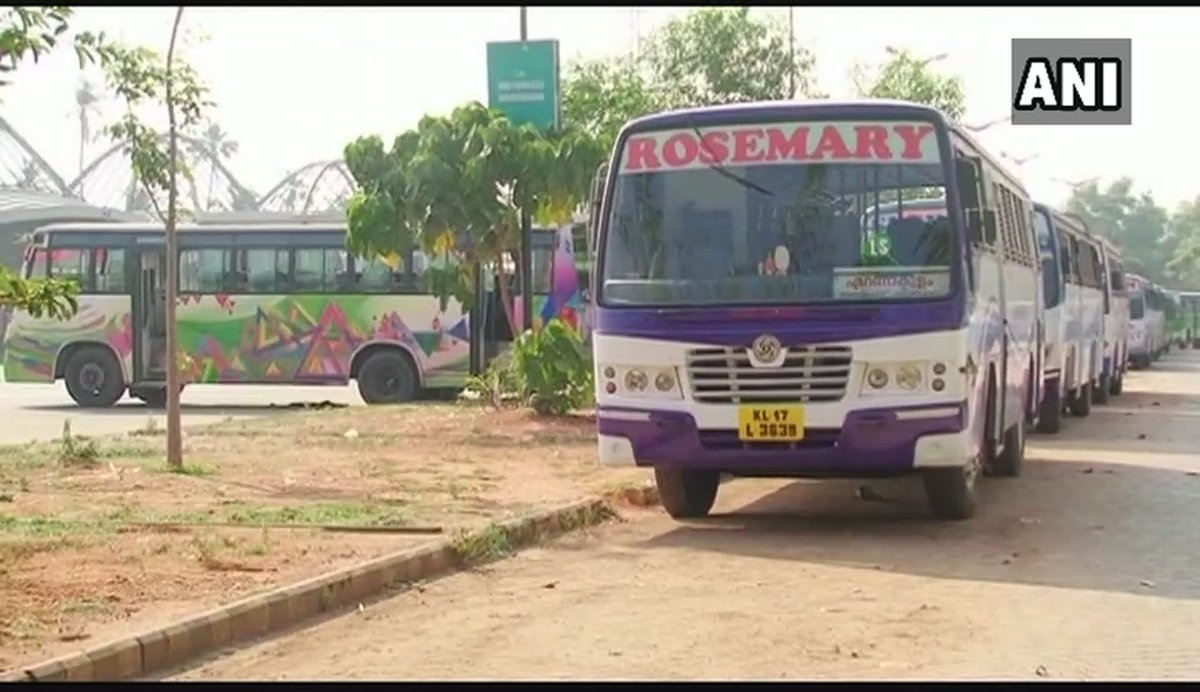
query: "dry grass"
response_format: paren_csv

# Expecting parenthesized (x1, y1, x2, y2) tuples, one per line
(0, 403, 648, 672)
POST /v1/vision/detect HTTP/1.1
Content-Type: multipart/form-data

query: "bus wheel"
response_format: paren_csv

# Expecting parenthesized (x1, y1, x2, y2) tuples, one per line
(1036, 384, 1063, 434)
(654, 468, 719, 519)
(356, 350, 418, 405)
(1093, 374, 1110, 405)
(1109, 372, 1124, 396)
(922, 456, 979, 520)
(986, 418, 1025, 477)
(1068, 382, 1093, 417)
(64, 346, 125, 409)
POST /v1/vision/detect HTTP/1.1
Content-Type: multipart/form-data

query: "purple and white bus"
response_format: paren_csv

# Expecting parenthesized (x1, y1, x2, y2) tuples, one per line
(588, 100, 1043, 521)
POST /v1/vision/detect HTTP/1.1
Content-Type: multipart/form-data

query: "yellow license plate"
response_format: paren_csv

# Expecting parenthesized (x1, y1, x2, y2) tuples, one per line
(737, 405, 805, 441)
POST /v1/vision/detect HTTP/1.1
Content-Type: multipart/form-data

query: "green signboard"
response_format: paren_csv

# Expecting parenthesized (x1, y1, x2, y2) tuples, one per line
(486, 39, 561, 131)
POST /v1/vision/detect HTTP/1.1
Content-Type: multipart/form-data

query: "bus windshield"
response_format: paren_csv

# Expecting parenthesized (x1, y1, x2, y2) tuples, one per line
(1130, 291, 1146, 319)
(1032, 210, 1062, 309)
(600, 119, 952, 307)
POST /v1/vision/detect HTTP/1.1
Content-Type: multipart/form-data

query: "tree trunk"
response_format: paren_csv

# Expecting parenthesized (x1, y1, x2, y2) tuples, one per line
(494, 253, 519, 340)
(164, 6, 185, 470)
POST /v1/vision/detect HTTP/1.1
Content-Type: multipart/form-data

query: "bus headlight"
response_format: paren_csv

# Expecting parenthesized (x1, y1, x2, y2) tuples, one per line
(600, 365, 683, 400)
(896, 364, 923, 390)
(860, 361, 939, 396)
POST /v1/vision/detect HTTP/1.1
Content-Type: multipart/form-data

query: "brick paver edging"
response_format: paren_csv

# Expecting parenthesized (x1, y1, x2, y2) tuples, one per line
(5, 484, 660, 682)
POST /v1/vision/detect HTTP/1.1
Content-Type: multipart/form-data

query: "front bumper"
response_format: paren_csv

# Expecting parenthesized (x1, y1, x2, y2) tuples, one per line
(597, 401, 971, 477)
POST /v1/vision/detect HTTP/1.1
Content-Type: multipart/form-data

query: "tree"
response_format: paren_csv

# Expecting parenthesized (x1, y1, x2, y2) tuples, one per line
(344, 103, 603, 338)
(643, 7, 818, 107)
(95, 7, 211, 469)
(1066, 179, 1172, 283)
(0, 6, 109, 319)
(75, 78, 100, 191)
(1164, 198, 1200, 287)
(189, 121, 238, 211)
(561, 7, 820, 152)
(850, 47, 967, 120)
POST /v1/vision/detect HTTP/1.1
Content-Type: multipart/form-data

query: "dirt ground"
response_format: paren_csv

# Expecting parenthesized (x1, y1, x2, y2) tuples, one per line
(177, 355, 1200, 681)
(0, 402, 648, 673)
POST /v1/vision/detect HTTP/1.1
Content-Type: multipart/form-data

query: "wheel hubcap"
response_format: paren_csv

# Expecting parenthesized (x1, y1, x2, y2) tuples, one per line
(79, 363, 105, 394)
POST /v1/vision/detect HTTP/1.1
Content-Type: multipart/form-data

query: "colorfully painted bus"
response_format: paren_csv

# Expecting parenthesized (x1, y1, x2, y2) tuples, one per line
(1097, 235, 1130, 399)
(589, 100, 1042, 521)
(1126, 273, 1166, 368)
(3, 222, 584, 407)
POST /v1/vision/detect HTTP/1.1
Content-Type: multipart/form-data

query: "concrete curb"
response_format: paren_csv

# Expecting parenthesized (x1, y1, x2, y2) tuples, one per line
(5, 484, 659, 682)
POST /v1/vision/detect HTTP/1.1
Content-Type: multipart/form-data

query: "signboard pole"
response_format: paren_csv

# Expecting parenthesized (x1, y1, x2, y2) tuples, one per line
(486, 18, 560, 337)
(518, 6, 533, 333)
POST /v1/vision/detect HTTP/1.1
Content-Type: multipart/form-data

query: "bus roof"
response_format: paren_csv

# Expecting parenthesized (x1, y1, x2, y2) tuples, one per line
(619, 99, 952, 136)
(32, 221, 564, 236)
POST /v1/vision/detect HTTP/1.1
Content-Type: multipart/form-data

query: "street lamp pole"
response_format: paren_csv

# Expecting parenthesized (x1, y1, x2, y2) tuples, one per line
(788, 7, 795, 98)
(518, 6, 533, 333)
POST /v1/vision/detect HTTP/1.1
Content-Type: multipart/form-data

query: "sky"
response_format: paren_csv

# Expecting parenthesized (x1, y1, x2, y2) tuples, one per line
(3, 6, 1196, 210)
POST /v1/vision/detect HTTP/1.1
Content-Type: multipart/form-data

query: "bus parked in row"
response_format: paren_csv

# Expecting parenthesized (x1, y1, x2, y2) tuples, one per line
(1172, 289, 1200, 348)
(589, 100, 1042, 521)
(2, 222, 585, 407)
(1127, 273, 1167, 368)
(1030, 206, 1106, 429)
(1098, 236, 1130, 399)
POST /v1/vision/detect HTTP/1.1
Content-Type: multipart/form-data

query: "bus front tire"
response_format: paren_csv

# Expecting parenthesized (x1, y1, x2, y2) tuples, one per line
(922, 458, 979, 520)
(1068, 383, 1092, 417)
(63, 347, 125, 409)
(1093, 374, 1110, 405)
(1109, 372, 1124, 396)
(987, 419, 1026, 477)
(356, 350, 418, 405)
(655, 468, 719, 519)
(1036, 384, 1063, 434)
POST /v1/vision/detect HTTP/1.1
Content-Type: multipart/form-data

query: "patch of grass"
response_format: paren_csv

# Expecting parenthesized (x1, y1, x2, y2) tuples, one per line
(142, 460, 217, 477)
(60, 597, 112, 615)
(56, 420, 100, 468)
(450, 523, 512, 565)
(159, 501, 410, 528)
(0, 615, 45, 642)
(129, 417, 164, 437)
(0, 514, 92, 539)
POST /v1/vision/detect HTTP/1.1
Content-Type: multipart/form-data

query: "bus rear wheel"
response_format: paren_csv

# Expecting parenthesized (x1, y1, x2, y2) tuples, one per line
(1036, 381, 1063, 433)
(63, 346, 125, 409)
(1068, 382, 1092, 417)
(1109, 372, 1124, 396)
(987, 419, 1025, 477)
(654, 468, 719, 519)
(356, 350, 418, 405)
(922, 456, 979, 520)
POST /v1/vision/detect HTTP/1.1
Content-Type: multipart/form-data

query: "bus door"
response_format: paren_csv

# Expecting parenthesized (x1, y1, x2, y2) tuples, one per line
(130, 245, 167, 383)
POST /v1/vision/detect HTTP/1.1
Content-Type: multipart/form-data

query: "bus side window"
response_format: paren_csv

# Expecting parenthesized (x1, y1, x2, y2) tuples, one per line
(95, 248, 127, 293)
(24, 248, 48, 279)
(48, 248, 91, 290)
(241, 249, 287, 293)
(180, 249, 226, 293)
(293, 248, 340, 292)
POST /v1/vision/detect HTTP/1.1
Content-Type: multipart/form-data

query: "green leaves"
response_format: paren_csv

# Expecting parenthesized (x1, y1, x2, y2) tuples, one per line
(0, 267, 79, 320)
(344, 102, 603, 329)
(851, 47, 966, 121)
(510, 318, 594, 416)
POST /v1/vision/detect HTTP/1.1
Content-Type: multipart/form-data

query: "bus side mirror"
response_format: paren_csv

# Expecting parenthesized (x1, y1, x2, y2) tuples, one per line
(955, 158, 980, 210)
(587, 162, 608, 255)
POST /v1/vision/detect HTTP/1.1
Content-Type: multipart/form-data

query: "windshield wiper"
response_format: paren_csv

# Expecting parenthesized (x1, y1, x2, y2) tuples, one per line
(685, 115, 775, 198)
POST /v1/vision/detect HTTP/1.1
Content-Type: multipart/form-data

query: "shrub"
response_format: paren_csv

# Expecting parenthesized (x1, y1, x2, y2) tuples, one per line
(511, 318, 593, 416)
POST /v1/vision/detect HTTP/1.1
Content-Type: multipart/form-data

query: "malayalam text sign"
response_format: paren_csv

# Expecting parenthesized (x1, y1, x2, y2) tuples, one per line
(486, 39, 561, 131)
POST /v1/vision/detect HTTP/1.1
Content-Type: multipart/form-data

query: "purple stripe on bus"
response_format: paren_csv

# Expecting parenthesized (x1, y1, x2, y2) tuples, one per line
(597, 401, 966, 475)
(592, 299, 965, 346)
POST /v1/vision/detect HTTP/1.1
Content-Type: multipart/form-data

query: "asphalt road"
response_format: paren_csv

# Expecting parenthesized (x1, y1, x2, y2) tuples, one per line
(175, 352, 1200, 681)
(0, 381, 363, 445)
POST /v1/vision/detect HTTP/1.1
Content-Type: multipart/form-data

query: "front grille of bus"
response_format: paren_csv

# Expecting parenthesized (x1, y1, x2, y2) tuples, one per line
(686, 345, 853, 404)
